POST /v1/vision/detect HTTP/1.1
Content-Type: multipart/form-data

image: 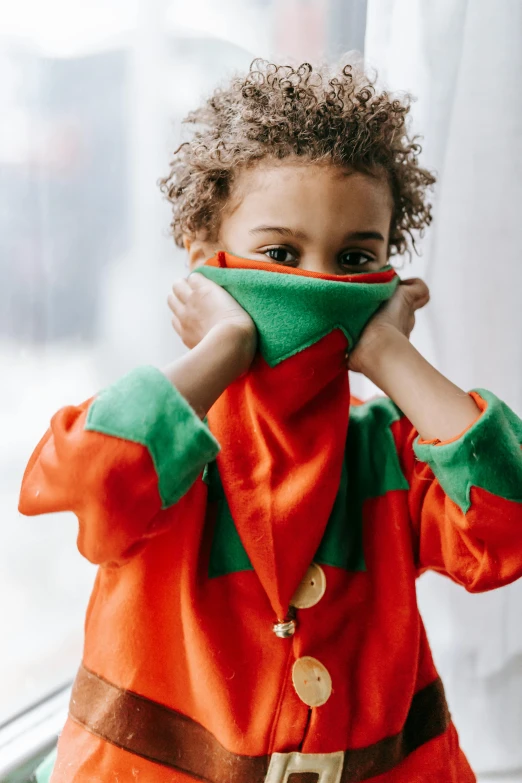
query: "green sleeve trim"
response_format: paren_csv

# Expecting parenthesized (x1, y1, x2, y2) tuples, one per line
(194, 266, 399, 367)
(85, 366, 220, 509)
(315, 396, 409, 571)
(413, 388, 522, 514)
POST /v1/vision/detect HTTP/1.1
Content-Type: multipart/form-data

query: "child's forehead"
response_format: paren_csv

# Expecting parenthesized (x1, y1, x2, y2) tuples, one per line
(226, 159, 393, 220)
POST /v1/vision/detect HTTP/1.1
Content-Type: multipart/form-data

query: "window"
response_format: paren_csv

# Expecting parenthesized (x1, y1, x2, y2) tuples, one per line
(1, 1, 363, 778)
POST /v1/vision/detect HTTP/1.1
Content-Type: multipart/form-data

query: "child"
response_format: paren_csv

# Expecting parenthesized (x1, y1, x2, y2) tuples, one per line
(22, 59, 522, 783)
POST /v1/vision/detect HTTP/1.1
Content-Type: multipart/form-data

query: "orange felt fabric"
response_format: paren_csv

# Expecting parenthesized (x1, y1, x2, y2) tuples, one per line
(206, 250, 398, 283)
(18, 400, 163, 564)
(393, 414, 522, 591)
(208, 330, 350, 619)
(205, 253, 399, 617)
(18, 254, 522, 783)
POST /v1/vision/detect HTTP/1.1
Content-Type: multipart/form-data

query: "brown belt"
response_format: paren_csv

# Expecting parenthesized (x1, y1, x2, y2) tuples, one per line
(69, 664, 450, 783)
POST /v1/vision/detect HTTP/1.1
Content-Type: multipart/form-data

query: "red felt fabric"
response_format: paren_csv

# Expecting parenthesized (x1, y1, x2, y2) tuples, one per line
(206, 253, 390, 618)
(18, 400, 163, 564)
(18, 254, 522, 783)
(21, 387, 520, 782)
(393, 410, 522, 591)
(208, 330, 350, 619)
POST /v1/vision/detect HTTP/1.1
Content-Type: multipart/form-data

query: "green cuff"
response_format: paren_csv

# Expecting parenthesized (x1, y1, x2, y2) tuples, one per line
(413, 389, 522, 514)
(86, 366, 220, 509)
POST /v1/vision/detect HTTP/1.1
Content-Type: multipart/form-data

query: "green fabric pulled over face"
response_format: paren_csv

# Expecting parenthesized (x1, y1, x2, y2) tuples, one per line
(194, 262, 399, 367)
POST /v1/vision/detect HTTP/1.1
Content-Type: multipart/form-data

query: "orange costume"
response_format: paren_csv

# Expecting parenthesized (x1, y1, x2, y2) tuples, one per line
(20, 254, 522, 783)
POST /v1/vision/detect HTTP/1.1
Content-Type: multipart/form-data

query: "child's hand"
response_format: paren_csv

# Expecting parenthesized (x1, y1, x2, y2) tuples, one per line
(346, 277, 482, 442)
(168, 274, 257, 372)
(348, 278, 430, 374)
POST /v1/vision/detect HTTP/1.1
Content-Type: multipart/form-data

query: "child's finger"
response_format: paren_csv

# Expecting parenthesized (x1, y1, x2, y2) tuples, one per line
(187, 273, 208, 289)
(399, 278, 430, 310)
(171, 314, 182, 336)
(411, 291, 430, 311)
(167, 293, 183, 317)
(172, 279, 192, 303)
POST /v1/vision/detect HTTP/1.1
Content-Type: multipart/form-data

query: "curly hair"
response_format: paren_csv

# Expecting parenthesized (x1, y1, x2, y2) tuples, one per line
(159, 58, 436, 259)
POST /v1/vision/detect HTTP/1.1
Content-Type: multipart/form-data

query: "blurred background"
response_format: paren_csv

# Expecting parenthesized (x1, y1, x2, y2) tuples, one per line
(0, 0, 521, 780)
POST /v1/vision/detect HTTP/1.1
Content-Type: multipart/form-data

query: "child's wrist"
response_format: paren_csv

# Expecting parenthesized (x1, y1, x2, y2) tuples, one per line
(207, 323, 257, 375)
(351, 326, 409, 382)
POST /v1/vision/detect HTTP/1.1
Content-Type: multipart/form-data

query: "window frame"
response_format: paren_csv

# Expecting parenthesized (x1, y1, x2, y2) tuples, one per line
(0, 682, 70, 782)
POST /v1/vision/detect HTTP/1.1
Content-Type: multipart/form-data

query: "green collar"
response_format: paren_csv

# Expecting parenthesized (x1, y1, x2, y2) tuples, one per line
(194, 265, 399, 367)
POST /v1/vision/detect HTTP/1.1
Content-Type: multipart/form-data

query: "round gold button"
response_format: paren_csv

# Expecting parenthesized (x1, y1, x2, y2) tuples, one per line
(290, 563, 326, 609)
(292, 656, 332, 707)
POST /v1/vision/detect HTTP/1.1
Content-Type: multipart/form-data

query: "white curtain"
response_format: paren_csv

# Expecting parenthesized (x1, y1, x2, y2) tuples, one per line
(364, 0, 522, 777)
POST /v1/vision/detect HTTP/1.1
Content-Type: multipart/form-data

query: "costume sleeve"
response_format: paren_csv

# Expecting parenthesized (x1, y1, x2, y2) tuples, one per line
(18, 366, 220, 565)
(399, 389, 522, 591)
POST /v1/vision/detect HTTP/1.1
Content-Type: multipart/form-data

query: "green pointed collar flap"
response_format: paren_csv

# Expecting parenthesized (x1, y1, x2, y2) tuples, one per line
(194, 252, 399, 367)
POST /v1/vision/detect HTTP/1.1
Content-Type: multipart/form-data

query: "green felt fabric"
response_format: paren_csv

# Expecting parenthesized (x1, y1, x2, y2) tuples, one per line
(314, 454, 364, 571)
(206, 396, 409, 577)
(208, 501, 254, 579)
(414, 388, 522, 514)
(34, 747, 57, 783)
(86, 366, 220, 509)
(194, 266, 399, 367)
(205, 461, 254, 578)
(316, 396, 410, 571)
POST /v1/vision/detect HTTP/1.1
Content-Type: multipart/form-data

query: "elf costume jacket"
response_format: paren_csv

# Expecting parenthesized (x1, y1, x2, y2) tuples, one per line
(20, 253, 522, 783)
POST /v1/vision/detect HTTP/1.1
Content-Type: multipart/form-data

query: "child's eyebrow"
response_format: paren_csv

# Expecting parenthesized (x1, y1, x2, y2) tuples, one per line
(249, 226, 385, 243)
(344, 230, 386, 242)
(249, 226, 309, 240)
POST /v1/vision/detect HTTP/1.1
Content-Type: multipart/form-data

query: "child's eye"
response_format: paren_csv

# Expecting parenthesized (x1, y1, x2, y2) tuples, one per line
(339, 251, 375, 268)
(264, 247, 298, 265)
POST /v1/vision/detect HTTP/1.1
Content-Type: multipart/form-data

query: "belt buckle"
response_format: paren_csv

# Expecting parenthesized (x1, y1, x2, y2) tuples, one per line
(265, 750, 344, 783)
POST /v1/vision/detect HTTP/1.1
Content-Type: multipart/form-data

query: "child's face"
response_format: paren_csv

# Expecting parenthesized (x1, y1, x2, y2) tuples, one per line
(186, 160, 394, 275)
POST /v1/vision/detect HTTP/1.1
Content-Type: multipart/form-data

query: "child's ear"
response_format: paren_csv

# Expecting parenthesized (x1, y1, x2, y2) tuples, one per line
(183, 236, 216, 270)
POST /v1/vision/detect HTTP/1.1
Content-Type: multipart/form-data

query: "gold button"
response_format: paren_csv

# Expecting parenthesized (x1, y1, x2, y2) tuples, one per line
(290, 563, 326, 609)
(292, 656, 332, 707)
